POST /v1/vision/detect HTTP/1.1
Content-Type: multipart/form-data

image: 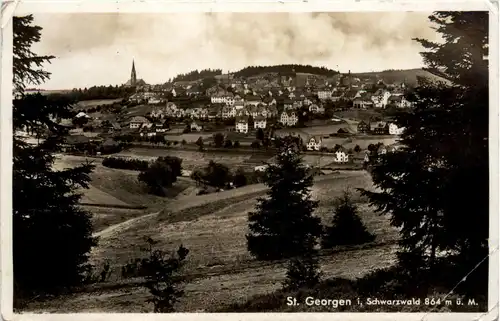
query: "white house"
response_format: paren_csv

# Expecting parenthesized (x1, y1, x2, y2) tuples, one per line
(371, 90, 392, 108)
(317, 90, 332, 100)
(190, 121, 203, 132)
(129, 116, 150, 129)
(254, 164, 268, 172)
(254, 116, 267, 129)
(279, 111, 298, 127)
(389, 122, 406, 135)
(235, 116, 249, 133)
(334, 148, 349, 163)
(306, 136, 322, 151)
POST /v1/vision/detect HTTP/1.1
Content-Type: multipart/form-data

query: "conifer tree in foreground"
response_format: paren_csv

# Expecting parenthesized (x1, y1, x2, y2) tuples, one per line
(12, 15, 97, 305)
(360, 12, 489, 296)
(247, 136, 322, 260)
(322, 190, 375, 248)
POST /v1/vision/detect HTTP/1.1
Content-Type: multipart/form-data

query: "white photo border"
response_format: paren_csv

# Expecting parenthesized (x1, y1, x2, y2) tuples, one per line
(1, 1, 498, 320)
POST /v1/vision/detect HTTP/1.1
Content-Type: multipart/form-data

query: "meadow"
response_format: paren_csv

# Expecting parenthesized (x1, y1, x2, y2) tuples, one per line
(25, 166, 399, 313)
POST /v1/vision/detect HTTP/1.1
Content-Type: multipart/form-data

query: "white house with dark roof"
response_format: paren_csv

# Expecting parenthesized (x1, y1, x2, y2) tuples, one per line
(235, 115, 249, 133)
(389, 122, 406, 135)
(334, 147, 349, 163)
(306, 136, 322, 151)
(279, 111, 298, 127)
(129, 116, 151, 129)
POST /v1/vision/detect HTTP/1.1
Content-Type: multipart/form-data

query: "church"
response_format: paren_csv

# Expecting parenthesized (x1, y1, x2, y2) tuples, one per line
(125, 60, 147, 87)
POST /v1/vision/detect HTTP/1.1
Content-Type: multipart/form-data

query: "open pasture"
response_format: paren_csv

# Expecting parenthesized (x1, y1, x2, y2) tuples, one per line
(25, 171, 398, 313)
(76, 98, 122, 110)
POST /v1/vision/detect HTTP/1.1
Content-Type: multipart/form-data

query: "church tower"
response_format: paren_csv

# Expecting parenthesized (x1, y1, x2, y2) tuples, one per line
(131, 60, 137, 87)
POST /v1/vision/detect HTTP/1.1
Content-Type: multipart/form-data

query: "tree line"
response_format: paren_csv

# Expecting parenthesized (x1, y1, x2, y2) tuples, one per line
(233, 64, 340, 78)
(170, 69, 222, 83)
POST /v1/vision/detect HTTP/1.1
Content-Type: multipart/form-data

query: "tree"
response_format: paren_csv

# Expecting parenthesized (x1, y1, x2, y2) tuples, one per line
(144, 242, 189, 312)
(321, 190, 375, 248)
(12, 15, 97, 303)
(213, 133, 225, 148)
(195, 136, 204, 151)
(232, 168, 248, 188)
(157, 156, 183, 182)
(138, 160, 174, 196)
(224, 139, 233, 148)
(251, 140, 261, 149)
(202, 161, 231, 188)
(247, 136, 322, 260)
(360, 12, 489, 296)
(256, 128, 265, 141)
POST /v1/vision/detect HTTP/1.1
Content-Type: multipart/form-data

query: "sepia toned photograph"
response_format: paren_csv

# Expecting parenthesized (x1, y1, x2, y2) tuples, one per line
(3, 5, 496, 318)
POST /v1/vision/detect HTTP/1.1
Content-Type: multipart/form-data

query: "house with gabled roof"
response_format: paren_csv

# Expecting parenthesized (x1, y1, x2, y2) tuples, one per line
(254, 115, 267, 129)
(279, 110, 298, 127)
(235, 115, 249, 133)
(306, 136, 322, 151)
(129, 116, 151, 129)
(334, 146, 349, 163)
(371, 121, 389, 135)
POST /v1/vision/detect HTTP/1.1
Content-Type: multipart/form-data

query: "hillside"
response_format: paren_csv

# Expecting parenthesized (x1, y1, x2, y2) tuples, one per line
(352, 68, 448, 86)
(233, 64, 339, 78)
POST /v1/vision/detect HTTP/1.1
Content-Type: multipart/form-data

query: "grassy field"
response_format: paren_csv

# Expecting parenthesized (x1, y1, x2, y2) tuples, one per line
(76, 99, 123, 110)
(333, 109, 383, 122)
(24, 170, 399, 313)
(116, 148, 260, 170)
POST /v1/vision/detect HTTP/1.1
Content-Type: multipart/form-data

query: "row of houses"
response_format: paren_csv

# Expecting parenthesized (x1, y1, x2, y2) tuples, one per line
(357, 120, 405, 135)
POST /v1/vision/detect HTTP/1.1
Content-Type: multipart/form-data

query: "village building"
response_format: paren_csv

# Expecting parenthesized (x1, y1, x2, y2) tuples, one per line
(389, 122, 406, 135)
(306, 136, 322, 151)
(334, 147, 349, 163)
(371, 89, 392, 108)
(190, 120, 204, 132)
(254, 115, 267, 129)
(317, 90, 333, 100)
(129, 116, 151, 129)
(279, 111, 298, 127)
(235, 115, 249, 133)
(371, 121, 390, 135)
(387, 95, 412, 108)
(357, 120, 371, 134)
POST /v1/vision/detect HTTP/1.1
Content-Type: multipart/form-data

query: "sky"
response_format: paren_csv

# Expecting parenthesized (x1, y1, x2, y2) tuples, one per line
(31, 12, 438, 90)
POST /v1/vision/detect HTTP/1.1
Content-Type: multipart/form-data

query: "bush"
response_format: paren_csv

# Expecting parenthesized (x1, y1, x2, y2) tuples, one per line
(201, 161, 232, 188)
(138, 161, 173, 196)
(144, 244, 189, 312)
(138, 156, 183, 196)
(251, 140, 261, 149)
(224, 139, 233, 148)
(321, 190, 375, 248)
(233, 141, 240, 148)
(102, 157, 150, 171)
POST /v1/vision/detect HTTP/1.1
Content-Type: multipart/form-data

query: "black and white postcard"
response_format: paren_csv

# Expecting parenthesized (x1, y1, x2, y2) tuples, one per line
(1, 1, 498, 320)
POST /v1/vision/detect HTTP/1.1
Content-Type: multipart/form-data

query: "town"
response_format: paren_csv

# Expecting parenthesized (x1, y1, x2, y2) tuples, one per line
(48, 61, 414, 174)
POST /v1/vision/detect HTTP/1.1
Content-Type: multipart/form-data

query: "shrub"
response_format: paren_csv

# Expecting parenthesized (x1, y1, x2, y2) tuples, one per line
(144, 245, 189, 312)
(251, 140, 261, 149)
(224, 139, 233, 148)
(138, 161, 174, 196)
(321, 190, 375, 248)
(233, 140, 240, 148)
(102, 157, 150, 171)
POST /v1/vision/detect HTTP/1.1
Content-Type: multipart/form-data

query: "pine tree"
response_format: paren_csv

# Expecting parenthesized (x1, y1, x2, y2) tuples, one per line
(12, 15, 97, 303)
(359, 12, 489, 296)
(247, 136, 322, 260)
(321, 190, 375, 248)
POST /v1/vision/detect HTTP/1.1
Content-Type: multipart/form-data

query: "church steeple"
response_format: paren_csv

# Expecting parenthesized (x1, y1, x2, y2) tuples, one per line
(131, 59, 137, 87)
